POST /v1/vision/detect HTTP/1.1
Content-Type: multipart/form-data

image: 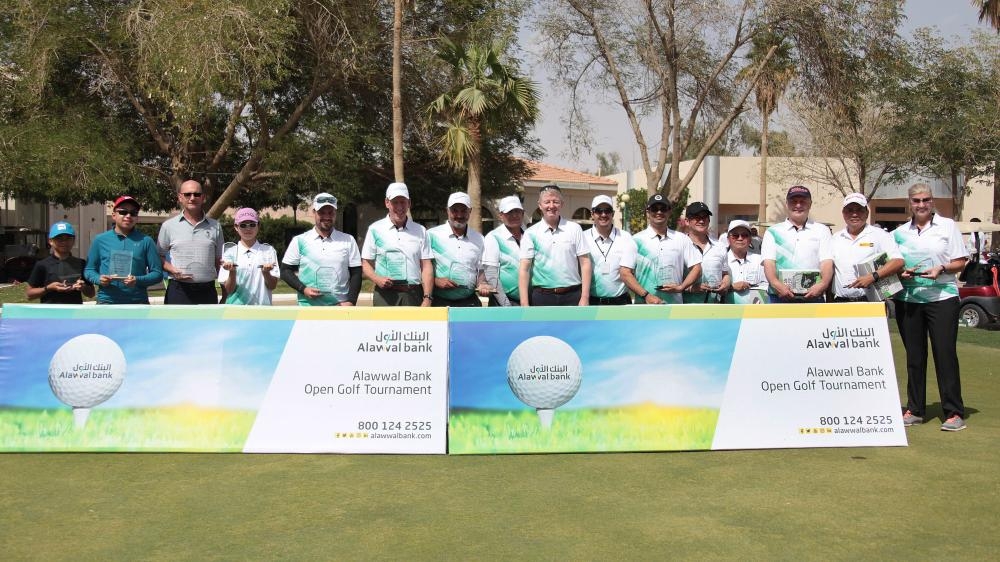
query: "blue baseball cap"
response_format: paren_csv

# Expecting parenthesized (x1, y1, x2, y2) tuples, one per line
(49, 221, 76, 238)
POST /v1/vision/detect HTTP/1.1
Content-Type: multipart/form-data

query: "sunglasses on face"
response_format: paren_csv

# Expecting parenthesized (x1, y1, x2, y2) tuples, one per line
(238, 222, 258, 229)
(910, 197, 932, 204)
(728, 232, 750, 239)
(647, 206, 670, 214)
(115, 209, 139, 217)
(592, 208, 614, 216)
(180, 192, 203, 199)
(689, 214, 711, 222)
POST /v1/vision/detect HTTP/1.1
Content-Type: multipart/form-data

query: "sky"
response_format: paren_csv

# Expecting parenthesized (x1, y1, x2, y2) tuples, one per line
(524, 0, 991, 173)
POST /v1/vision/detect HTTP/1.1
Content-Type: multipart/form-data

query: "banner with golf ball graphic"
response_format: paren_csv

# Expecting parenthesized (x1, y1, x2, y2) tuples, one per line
(0, 305, 448, 453)
(448, 303, 905, 454)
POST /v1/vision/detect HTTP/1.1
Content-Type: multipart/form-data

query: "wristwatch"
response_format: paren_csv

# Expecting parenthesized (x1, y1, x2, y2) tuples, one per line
(423, 294, 433, 302)
(871, 271, 880, 282)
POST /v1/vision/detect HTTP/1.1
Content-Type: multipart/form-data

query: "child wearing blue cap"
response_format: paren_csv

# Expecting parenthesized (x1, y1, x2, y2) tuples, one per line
(26, 221, 95, 303)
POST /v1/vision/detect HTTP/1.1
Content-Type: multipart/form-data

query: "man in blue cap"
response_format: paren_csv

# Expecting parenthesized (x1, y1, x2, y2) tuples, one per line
(26, 221, 95, 304)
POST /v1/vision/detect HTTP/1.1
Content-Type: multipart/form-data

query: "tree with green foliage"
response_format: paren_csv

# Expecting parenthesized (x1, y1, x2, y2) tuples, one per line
(1, 0, 539, 220)
(426, 38, 540, 231)
(1, 0, 380, 214)
(893, 29, 1000, 220)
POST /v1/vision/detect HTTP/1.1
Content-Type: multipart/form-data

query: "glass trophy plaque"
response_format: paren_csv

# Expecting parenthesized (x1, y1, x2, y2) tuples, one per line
(381, 250, 406, 280)
(656, 262, 677, 287)
(315, 267, 336, 293)
(171, 241, 217, 282)
(109, 250, 133, 279)
(702, 262, 724, 288)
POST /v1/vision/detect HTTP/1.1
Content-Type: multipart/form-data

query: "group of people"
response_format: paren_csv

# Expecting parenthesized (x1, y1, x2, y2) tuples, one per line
(26, 180, 969, 431)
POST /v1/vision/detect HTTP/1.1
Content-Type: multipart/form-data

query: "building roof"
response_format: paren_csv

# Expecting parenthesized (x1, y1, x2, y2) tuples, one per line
(524, 160, 618, 186)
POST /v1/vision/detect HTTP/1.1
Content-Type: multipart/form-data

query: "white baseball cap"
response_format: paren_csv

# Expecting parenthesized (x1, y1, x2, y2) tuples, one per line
(386, 182, 409, 200)
(591, 195, 615, 209)
(727, 219, 752, 233)
(498, 196, 523, 214)
(312, 193, 338, 210)
(447, 192, 472, 209)
(842, 192, 868, 208)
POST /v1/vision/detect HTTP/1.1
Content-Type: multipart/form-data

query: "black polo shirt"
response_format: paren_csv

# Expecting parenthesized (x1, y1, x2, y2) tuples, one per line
(27, 255, 91, 304)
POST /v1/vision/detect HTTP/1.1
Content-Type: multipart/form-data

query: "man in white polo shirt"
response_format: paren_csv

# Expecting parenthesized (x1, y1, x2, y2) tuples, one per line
(831, 192, 904, 302)
(619, 193, 702, 304)
(761, 185, 833, 302)
(428, 192, 485, 307)
(362, 182, 434, 306)
(518, 184, 592, 306)
(482, 195, 525, 306)
(586, 194, 635, 305)
(280, 193, 362, 306)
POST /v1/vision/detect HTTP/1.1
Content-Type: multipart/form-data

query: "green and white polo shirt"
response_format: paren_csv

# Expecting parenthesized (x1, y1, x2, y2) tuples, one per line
(624, 228, 702, 304)
(482, 224, 523, 299)
(519, 217, 589, 289)
(760, 219, 833, 295)
(893, 215, 966, 303)
(361, 216, 432, 285)
(282, 228, 361, 306)
(586, 226, 634, 298)
(218, 240, 278, 305)
(428, 223, 485, 300)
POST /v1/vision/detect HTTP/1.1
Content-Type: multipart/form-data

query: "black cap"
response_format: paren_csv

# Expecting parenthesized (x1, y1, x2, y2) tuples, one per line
(646, 194, 671, 209)
(786, 185, 812, 200)
(685, 201, 712, 217)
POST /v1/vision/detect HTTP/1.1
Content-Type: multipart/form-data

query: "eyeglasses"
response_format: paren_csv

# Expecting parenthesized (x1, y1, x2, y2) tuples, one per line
(115, 209, 139, 217)
(728, 232, 750, 239)
(592, 208, 614, 216)
(180, 192, 203, 199)
(238, 222, 258, 229)
(910, 197, 933, 204)
(647, 206, 670, 214)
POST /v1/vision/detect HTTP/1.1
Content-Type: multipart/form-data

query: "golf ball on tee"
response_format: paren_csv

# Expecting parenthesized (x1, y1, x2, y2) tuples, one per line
(48, 334, 126, 409)
(506, 336, 582, 409)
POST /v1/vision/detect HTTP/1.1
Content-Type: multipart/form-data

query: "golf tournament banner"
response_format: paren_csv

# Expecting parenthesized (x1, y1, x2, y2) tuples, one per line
(0, 305, 448, 453)
(448, 304, 906, 454)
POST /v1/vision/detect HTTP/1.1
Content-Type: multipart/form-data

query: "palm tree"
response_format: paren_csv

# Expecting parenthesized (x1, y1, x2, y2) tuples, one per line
(975, 0, 1000, 31)
(741, 30, 796, 224)
(426, 38, 539, 231)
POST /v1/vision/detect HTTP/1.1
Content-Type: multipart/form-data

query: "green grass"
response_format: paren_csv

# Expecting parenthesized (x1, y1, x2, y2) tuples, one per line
(0, 324, 997, 558)
(450, 406, 718, 454)
(0, 407, 255, 452)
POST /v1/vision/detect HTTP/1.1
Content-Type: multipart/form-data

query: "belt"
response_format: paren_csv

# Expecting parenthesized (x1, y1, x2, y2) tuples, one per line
(534, 285, 582, 295)
(175, 280, 215, 288)
(590, 294, 630, 305)
(383, 283, 421, 292)
(834, 296, 867, 302)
